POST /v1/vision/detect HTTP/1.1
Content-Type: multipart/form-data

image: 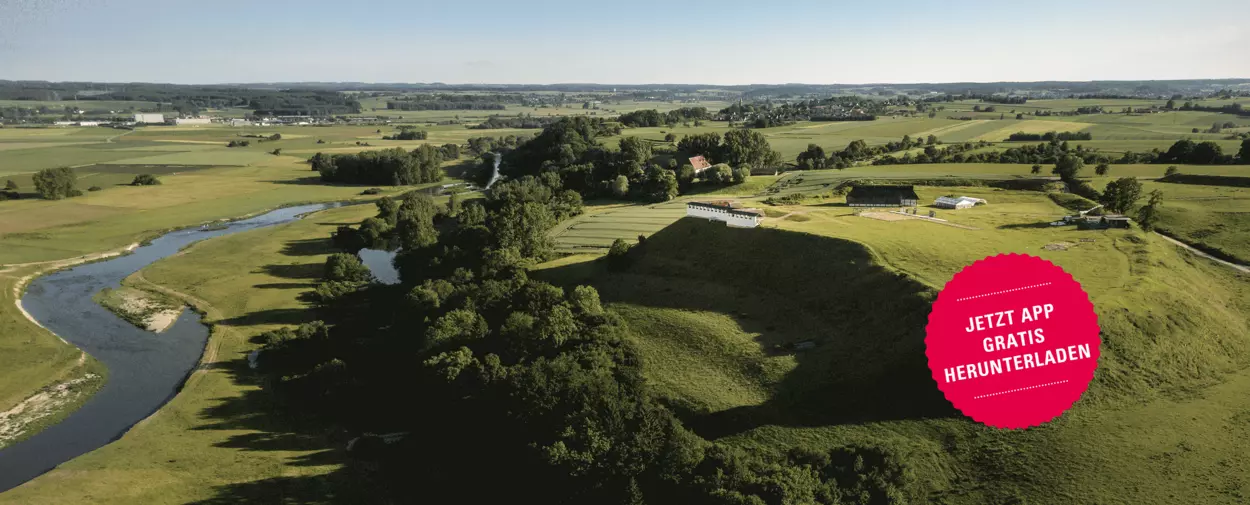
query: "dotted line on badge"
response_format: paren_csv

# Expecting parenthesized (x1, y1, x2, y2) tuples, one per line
(956, 282, 1052, 302)
(974, 380, 1069, 400)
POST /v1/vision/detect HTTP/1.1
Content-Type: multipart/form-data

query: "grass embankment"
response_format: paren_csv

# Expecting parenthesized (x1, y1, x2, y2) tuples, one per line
(537, 196, 1250, 503)
(0, 203, 379, 504)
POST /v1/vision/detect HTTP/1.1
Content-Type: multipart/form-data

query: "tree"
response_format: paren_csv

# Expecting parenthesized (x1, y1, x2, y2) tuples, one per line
(1052, 155, 1084, 182)
(1239, 139, 1250, 163)
(271, 148, 282, 155)
(130, 174, 161, 186)
(795, 144, 827, 170)
(324, 253, 374, 283)
(1100, 177, 1143, 214)
(1030, 164, 1042, 175)
(606, 238, 634, 271)
(676, 164, 696, 192)
(1190, 141, 1223, 164)
(722, 129, 779, 171)
(608, 175, 629, 198)
(926, 134, 937, 145)
(1166, 99, 1176, 109)
(639, 165, 678, 202)
(664, 133, 677, 143)
(1136, 190, 1164, 232)
(731, 165, 750, 184)
(1165, 166, 1179, 177)
(677, 132, 722, 162)
(702, 164, 733, 184)
(32, 167, 78, 200)
(1095, 163, 1110, 176)
(4, 180, 16, 191)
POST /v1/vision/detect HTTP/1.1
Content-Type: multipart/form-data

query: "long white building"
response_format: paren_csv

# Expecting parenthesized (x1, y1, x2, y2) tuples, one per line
(133, 113, 165, 124)
(686, 201, 762, 228)
(174, 117, 212, 125)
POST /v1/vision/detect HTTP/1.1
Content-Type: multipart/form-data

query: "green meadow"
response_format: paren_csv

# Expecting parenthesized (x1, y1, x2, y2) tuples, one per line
(2, 92, 1249, 503)
(535, 189, 1250, 503)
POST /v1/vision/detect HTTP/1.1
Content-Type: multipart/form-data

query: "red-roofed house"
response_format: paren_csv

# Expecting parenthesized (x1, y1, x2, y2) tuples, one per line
(689, 155, 712, 174)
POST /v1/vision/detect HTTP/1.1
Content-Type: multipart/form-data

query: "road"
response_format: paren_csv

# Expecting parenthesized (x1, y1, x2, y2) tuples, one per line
(1154, 232, 1250, 275)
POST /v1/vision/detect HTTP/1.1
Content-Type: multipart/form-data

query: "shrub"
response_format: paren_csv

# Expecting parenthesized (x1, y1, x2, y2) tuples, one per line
(361, 188, 383, 195)
(606, 238, 635, 271)
(130, 174, 161, 186)
(1164, 166, 1179, 177)
(88, 186, 103, 192)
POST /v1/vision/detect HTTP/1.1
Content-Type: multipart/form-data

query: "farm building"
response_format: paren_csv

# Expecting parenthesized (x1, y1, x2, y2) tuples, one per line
(689, 156, 712, 174)
(230, 119, 253, 127)
(1075, 215, 1131, 229)
(846, 185, 920, 207)
(934, 196, 987, 209)
(133, 113, 165, 124)
(174, 117, 212, 125)
(686, 201, 762, 228)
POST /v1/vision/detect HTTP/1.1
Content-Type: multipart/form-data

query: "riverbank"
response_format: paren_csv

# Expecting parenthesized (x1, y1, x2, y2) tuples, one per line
(0, 202, 381, 503)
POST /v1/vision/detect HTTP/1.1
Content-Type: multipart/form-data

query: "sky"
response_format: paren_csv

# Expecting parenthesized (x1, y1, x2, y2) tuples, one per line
(1, 0, 1247, 85)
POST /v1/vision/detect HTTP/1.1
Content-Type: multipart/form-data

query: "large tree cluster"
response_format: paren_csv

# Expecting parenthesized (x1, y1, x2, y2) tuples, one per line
(500, 117, 775, 202)
(313, 146, 446, 186)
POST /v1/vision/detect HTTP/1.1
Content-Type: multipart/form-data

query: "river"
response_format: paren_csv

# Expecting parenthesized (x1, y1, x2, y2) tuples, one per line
(0, 203, 339, 493)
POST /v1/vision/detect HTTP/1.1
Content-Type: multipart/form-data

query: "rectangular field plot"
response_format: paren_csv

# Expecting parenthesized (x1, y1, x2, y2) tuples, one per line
(97, 150, 273, 166)
(552, 202, 689, 252)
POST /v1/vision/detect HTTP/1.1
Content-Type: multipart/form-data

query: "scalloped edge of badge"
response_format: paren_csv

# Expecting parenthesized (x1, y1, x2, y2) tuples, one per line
(924, 253, 1101, 430)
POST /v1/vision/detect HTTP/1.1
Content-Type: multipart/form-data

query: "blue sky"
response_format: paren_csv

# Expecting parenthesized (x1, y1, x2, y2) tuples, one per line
(1, 0, 1247, 84)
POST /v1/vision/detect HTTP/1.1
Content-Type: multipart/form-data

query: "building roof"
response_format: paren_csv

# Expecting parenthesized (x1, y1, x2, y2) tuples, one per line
(934, 196, 987, 206)
(847, 185, 919, 200)
(689, 156, 711, 171)
(688, 201, 762, 218)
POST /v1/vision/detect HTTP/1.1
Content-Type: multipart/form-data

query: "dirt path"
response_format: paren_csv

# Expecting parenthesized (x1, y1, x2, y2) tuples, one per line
(1154, 232, 1250, 275)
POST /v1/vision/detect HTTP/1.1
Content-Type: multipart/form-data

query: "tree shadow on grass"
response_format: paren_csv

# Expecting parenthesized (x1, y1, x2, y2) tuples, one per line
(281, 237, 337, 257)
(183, 237, 382, 504)
(260, 263, 324, 280)
(535, 218, 958, 440)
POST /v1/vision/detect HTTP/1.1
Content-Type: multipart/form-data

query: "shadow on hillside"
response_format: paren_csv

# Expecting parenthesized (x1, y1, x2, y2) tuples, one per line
(538, 218, 957, 440)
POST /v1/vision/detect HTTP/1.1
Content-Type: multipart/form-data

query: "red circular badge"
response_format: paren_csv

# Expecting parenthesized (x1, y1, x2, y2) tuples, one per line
(926, 254, 1100, 429)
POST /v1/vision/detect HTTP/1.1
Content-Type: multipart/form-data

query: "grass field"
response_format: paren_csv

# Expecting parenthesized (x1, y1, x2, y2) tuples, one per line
(535, 188, 1250, 503)
(0, 125, 426, 453)
(0, 203, 381, 504)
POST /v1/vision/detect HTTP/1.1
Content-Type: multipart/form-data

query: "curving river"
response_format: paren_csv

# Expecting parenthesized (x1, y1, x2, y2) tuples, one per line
(0, 203, 339, 493)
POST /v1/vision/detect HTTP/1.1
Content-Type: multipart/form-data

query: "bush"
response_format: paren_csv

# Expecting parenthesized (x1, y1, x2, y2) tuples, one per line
(32, 167, 78, 200)
(227, 140, 251, 148)
(131, 174, 161, 186)
(361, 188, 383, 195)
(606, 238, 635, 271)
(1165, 166, 1179, 177)
(0, 191, 18, 201)
(88, 186, 103, 192)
